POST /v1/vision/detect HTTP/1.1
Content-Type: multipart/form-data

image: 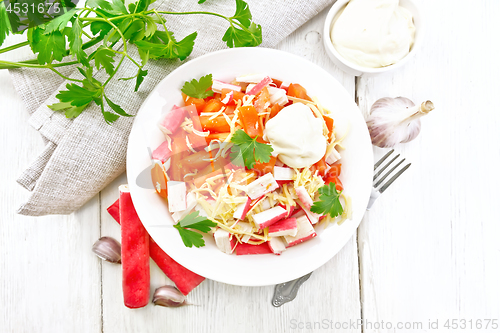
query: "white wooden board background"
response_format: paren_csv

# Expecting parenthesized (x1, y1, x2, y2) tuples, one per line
(1, 1, 500, 332)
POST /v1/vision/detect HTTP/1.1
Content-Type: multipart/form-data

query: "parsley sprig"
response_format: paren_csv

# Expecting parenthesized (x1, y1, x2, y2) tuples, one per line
(181, 74, 214, 99)
(310, 182, 344, 218)
(230, 129, 273, 169)
(173, 211, 217, 248)
(0, 0, 262, 123)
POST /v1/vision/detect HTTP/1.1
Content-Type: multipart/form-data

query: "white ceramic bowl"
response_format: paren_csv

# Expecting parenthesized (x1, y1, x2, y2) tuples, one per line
(323, 0, 424, 76)
(127, 48, 373, 286)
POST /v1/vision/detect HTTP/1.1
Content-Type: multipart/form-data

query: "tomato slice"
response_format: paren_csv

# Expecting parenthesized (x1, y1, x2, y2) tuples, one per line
(324, 174, 343, 191)
(311, 157, 327, 177)
(151, 162, 168, 198)
(239, 105, 262, 138)
(269, 104, 283, 120)
(252, 156, 276, 176)
(202, 99, 224, 113)
(178, 149, 212, 171)
(200, 115, 231, 133)
(254, 87, 270, 113)
(287, 83, 312, 101)
(326, 163, 341, 178)
(323, 115, 334, 137)
(206, 132, 230, 143)
(184, 95, 206, 114)
(271, 78, 283, 88)
(170, 131, 188, 155)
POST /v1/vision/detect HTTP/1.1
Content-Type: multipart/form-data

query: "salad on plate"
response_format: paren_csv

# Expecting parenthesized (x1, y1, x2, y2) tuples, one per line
(150, 73, 351, 256)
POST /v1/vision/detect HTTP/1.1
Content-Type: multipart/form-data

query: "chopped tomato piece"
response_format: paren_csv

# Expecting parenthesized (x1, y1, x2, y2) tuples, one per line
(239, 105, 263, 138)
(269, 104, 283, 119)
(206, 132, 230, 143)
(184, 95, 206, 114)
(323, 115, 334, 137)
(326, 163, 341, 178)
(202, 99, 224, 114)
(311, 157, 327, 177)
(252, 156, 276, 176)
(178, 149, 212, 171)
(200, 115, 231, 133)
(324, 174, 343, 191)
(169, 152, 183, 181)
(170, 131, 188, 155)
(193, 157, 233, 188)
(151, 162, 168, 198)
(225, 105, 236, 114)
(287, 83, 312, 101)
(187, 132, 207, 149)
(271, 78, 283, 88)
(254, 87, 270, 113)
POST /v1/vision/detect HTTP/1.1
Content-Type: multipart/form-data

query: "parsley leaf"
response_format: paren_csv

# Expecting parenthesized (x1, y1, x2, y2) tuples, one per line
(0, 2, 11, 48)
(222, 0, 262, 48)
(27, 27, 66, 65)
(230, 129, 273, 169)
(134, 30, 196, 61)
(44, 8, 77, 34)
(310, 182, 344, 218)
(135, 68, 148, 91)
(181, 74, 214, 99)
(68, 20, 89, 67)
(93, 46, 115, 75)
(104, 95, 132, 117)
(198, 0, 207, 3)
(48, 102, 87, 119)
(55, 83, 100, 107)
(111, 0, 128, 14)
(232, 0, 252, 27)
(173, 212, 217, 248)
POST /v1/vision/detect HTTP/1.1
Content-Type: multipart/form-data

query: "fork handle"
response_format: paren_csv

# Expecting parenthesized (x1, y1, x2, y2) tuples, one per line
(367, 188, 381, 210)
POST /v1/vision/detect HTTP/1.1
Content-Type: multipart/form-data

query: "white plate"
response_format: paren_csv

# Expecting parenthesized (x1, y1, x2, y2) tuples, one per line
(127, 47, 373, 287)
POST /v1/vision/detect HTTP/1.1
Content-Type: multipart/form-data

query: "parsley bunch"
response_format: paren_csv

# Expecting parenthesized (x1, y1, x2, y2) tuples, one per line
(0, 0, 262, 123)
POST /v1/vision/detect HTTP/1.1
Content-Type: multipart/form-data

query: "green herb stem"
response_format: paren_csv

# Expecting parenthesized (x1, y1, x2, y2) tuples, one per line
(153, 10, 228, 22)
(47, 66, 84, 82)
(0, 59, 79, 69)
(0, 41, 30, 54)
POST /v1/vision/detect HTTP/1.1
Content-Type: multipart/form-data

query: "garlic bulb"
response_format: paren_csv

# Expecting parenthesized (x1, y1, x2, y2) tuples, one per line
(366, 97, 434, 148)
(92, 237, 121, 264)
(152, 285, 188, 307)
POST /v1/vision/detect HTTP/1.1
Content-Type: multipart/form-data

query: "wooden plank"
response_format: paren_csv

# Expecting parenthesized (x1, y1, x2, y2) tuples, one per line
(357, 0, 500, 331)
(99, 7, 362, 333)
(0, 64, 102, 331)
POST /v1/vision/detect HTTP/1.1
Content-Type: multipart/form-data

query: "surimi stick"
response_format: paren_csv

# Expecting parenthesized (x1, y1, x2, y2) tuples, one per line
(108, 199, 205, 295)
(119, 185, 150, 308)
(149, 239, 205, 295)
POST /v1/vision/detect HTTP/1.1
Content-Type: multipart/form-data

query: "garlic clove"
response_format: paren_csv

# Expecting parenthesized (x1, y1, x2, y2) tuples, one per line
(152, 285, 187, 307)
(366, 97, 434, 148)
(92, 237, 122, 264)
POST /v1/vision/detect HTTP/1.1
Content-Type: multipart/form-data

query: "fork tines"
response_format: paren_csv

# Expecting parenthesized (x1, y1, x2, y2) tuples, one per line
(373, 149, 411, 193)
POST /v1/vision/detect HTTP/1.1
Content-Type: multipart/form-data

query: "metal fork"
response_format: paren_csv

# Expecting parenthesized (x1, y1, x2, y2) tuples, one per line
(271, 149, 411, 307)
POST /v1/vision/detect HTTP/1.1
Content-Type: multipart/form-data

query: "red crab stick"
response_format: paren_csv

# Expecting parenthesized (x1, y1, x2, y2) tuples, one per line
(108, 199, 205, 295)
(119, 185, 150, 308)
(246, 76, 272, 96)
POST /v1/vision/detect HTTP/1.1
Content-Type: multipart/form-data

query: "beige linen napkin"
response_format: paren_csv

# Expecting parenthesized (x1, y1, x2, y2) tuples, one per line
(10, 0, 334, 216)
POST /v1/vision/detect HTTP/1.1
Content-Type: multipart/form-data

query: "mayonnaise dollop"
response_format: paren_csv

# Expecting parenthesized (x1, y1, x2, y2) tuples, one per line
(330, 0, 415, 68)
(264, 103, 326, 169)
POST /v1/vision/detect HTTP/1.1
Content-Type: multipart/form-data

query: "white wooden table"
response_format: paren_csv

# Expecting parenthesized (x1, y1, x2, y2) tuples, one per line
(2, 1, 500, 332)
